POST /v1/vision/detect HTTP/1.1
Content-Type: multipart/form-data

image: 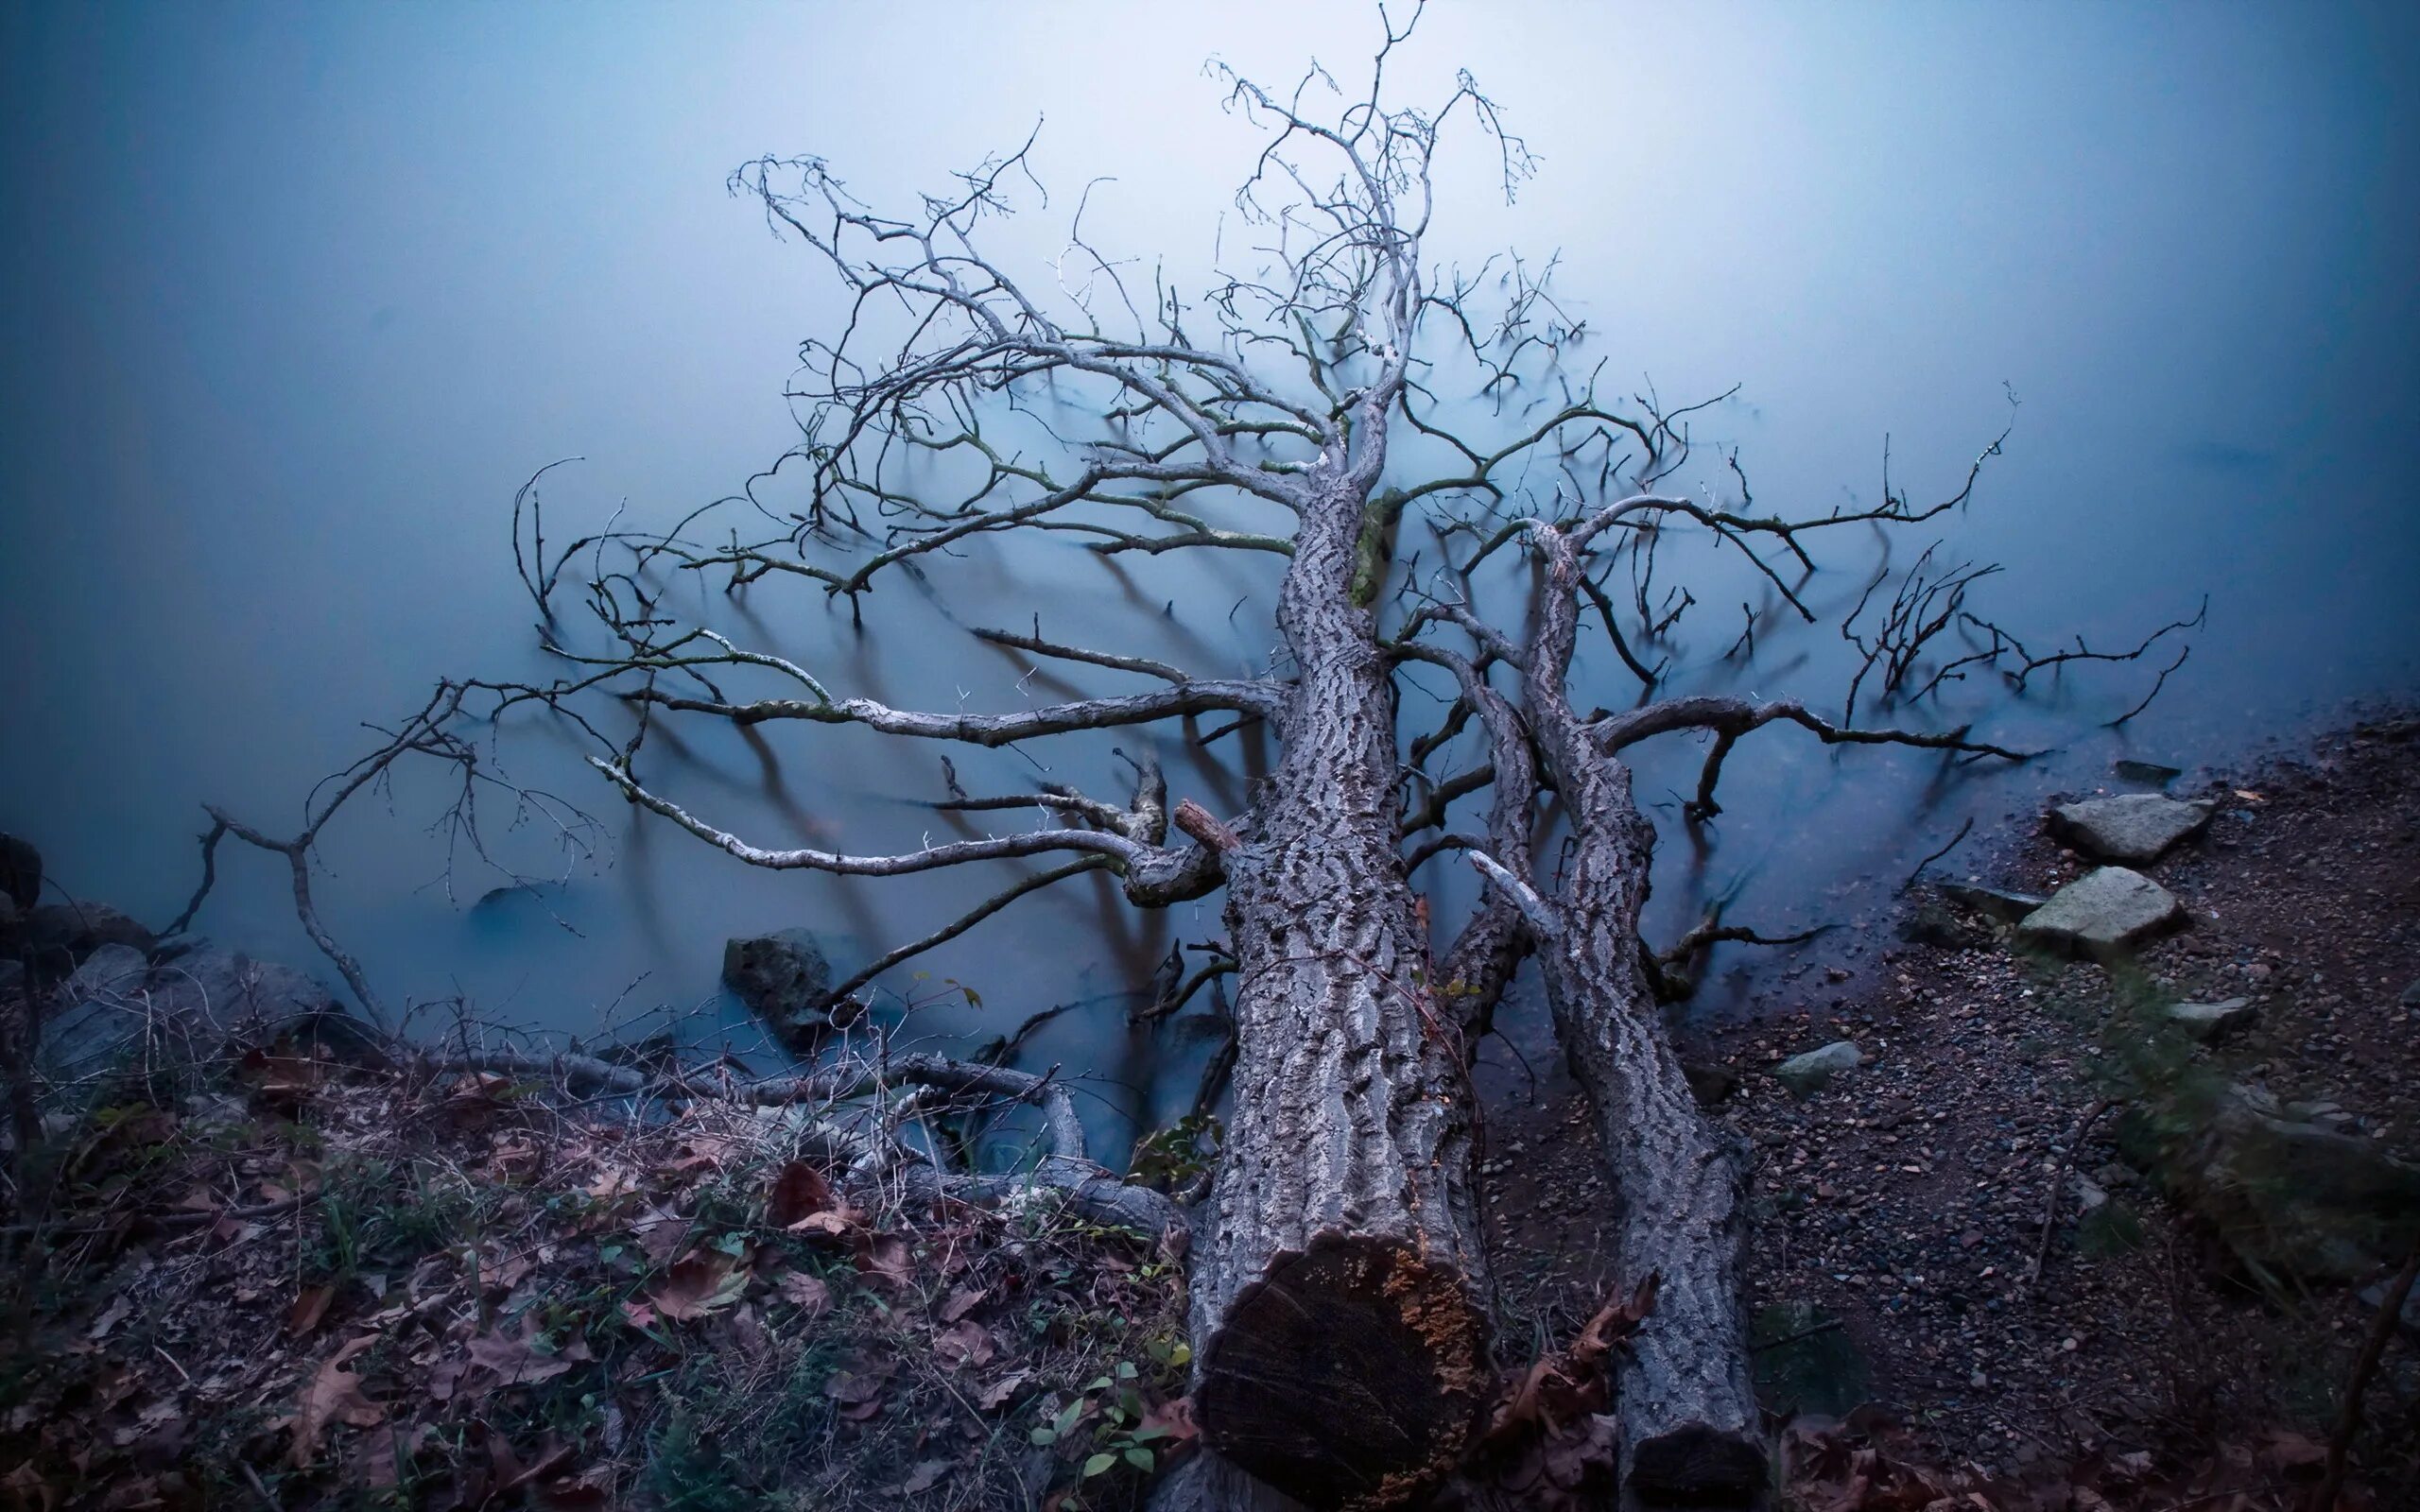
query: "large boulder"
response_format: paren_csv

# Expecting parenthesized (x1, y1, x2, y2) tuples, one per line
(24, 900, 156, 976)
(2142, 1083, 2420, 1282)
(0, 833, 39, 910)
(2017, 867, 2186, 954)
(41, 945, 384, 1083)
(2048, 793, 2215, 864)
(40, 943, 193, 1080)
(149, 947, 386, 1063)
(721, 929, 837, 1048)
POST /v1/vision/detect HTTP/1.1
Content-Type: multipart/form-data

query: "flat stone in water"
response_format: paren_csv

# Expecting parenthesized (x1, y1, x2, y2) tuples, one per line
(2048, 793, 2215, 863)
(2017, 867, 2186, 953)
(2167, 997, 2256, 1041)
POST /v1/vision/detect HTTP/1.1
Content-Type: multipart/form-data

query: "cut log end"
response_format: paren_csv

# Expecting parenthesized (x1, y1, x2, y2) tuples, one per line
(1626, 1421, 1770, 1508)
(1198, 1234, 1489, 1509)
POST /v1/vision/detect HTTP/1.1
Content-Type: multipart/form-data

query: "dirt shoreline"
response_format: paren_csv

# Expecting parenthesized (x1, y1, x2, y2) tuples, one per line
(1484, 707, 2420, 1505)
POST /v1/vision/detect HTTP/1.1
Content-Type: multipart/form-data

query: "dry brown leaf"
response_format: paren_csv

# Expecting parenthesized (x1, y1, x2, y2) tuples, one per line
(584, 1166, 637, 1201)
(288, 1334, 385, 1468)
(766, 1160, 836, 1229)
(931, 1320, 994, 1369)
(1138, 1395, 1198, 1445)
(974, 1368, 1031, 1411)
(86, 1296, 131, 1342)
(938, 1284, 985, 1323)
(776, 1272, 833, 1317)
(287, 1283, 335, 1337)
(900, 1460, 950, 1495)
(629, 1204, 689, 1268)
(647, 1250, 750, 1321)
(853, 1231, 912, 1287)
(465, 1324, 576, 1392)
(825, 1368, 886, 1405)
(785, 1210, 856, 1238)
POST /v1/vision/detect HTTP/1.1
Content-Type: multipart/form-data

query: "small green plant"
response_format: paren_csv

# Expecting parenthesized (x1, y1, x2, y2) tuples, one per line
(1129, 1113, 1220, 1193)
(1027, 1347, 1191, 1499)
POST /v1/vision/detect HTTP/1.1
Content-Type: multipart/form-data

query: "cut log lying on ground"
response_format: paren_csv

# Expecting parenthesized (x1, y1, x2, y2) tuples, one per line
(1186, 481, 1492, 1508)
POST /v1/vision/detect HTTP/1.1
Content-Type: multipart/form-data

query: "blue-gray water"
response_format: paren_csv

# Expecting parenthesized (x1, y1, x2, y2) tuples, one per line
(6, 3, 2417, 1154)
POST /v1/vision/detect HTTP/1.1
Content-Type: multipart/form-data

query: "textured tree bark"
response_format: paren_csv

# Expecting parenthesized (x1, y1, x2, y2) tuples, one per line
(1518, 539, 1767, 1507)
(1190, 480, 1494, 1509)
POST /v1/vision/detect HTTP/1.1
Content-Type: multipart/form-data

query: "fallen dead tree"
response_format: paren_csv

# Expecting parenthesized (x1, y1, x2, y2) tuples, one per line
(151, 9, 2198, 1505)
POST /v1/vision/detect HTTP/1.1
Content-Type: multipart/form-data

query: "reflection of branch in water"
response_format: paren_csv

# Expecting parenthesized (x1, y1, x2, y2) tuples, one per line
(1899, 816, 1977, 893)
(164, 681, 603, 1030)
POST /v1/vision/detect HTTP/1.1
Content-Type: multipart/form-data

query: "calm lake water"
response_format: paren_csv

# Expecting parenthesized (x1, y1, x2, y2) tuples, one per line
(6, 3, 2417, 1158)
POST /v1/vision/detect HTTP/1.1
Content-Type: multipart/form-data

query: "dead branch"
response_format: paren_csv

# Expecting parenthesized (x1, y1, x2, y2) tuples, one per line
(2311, 1233, 2420, 1512)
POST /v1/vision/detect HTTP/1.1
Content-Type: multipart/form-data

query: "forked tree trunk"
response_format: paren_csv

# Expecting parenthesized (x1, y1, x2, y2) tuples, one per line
(1189, 481, 1494, 1508)
(1519, 549, 1767, 1506)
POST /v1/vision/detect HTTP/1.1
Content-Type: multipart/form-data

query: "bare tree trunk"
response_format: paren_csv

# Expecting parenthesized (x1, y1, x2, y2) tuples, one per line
(1519, 541, 1766, 1506)
(1191, 482, 1494, 1508)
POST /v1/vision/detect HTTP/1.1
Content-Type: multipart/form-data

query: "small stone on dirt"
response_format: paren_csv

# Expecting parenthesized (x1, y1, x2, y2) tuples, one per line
(1938, 882, 2046, 924)
(2166, 997, 2256, 1042)
(2017, 867, 2186, 954)
(1772, 1040, 1863, 1095)
(2048, 793, 2216, 864)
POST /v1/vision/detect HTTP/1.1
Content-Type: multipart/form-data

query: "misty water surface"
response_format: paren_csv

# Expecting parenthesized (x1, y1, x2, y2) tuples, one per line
(5, 3, 2416, 1156)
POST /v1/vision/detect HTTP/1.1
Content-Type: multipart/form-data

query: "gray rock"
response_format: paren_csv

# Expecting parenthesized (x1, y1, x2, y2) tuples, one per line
(1938, 882, 2047, 924)
(722, 929, 836, 1046)
(2167, 997, 2256, 1042)
(2152, 1082, 2420, 1282)
(0, 833, 38, 910)
(2018, 867, 2186, 954)
(2401, 977, 2420, 1009)
(2048, 793, 2215, 864)
(43, 943, 383, 1081)
(25, 900, 156, 971)
(40, 944, 180, 1078)
(148, 948, 382, 1060)
(1772, 1040, 1862, 1095)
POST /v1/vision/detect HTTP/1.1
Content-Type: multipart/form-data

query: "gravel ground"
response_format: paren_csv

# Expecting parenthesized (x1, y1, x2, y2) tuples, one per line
(1476, 710, 2420, 1502)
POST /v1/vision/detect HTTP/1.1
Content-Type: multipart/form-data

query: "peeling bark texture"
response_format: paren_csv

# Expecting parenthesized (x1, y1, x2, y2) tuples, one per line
(1192, 483, 1493, 1508)
(1521, 535, 1767, 1506)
